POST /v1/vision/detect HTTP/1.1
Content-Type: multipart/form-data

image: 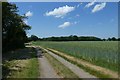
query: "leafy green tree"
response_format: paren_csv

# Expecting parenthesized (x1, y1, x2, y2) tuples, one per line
(107, 38, 112, 41)
(29, 35, 39, 41)
(2, 2, 31, 52)
(102, 39, 106, 41)
(118, 38, 120, 41)
(111, 37, 116, 41)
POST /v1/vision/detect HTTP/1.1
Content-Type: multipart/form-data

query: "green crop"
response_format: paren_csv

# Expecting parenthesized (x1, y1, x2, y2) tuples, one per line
(32, 41, 119, 72)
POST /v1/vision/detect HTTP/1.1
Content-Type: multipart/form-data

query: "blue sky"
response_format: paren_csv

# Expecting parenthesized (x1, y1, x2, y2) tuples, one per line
(13, 2, 118, 39)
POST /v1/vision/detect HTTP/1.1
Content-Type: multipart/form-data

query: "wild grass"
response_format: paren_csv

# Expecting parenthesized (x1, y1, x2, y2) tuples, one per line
(2, 47, 40, 78)
(47, 48, 118, 78)
(42, 48, 79, 79)
(32, 41, 118, 72)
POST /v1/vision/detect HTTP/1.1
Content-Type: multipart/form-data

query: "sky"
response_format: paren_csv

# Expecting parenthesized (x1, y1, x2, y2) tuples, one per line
(12, 2, 118, 39)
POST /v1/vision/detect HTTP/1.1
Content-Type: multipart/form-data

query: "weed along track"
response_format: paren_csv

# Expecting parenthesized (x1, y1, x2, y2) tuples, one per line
(46, 48, 118, 78)
(32, 41, 118, 78)
(39, 46, 97, 79)
(35, 46, 80, 79)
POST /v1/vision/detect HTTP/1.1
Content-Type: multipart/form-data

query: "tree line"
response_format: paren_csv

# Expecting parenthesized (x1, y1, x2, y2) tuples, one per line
(28, 35, 120, 41)
(2, 2, 31, 52)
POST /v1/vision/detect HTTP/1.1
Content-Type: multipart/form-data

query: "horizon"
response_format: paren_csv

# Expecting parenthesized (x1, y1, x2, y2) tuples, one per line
(13, 2, 118, 39)
(31, 35, 118, 39)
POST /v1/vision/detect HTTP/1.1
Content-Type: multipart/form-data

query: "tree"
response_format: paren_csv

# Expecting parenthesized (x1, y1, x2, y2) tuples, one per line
(111, 37, 116, 41)
(102, 39, 106, 41)
(73, 35, 78, 41)
(29, 35, 39, 41)
(107, 38, 112, 41)
(118, 38, 120, 41)
(2, 2, 31, 52)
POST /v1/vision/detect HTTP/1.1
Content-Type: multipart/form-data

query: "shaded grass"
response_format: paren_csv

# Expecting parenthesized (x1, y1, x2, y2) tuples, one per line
(2, 47, 40, 78)
(42, 49, 80, 79)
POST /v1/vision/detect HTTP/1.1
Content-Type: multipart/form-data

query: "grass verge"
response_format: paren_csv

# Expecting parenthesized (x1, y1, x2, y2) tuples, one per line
(2, 47, 40, 78)
(41, 48, 80, 79)
(46, 48, 118, 79)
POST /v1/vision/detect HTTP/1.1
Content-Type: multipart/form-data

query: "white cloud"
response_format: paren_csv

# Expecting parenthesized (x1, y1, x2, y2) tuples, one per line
(77, 3, 82, 8)
(92, 3, 106, 13)
(77, 4, 80, 8)
(68, 14, 79, 20)
(72, 21, 79, 25)
(85, 0, 96, 8)
(25, 11, 33, 17)
(45, 5, 75, 18)
(58, 22, 71, 29)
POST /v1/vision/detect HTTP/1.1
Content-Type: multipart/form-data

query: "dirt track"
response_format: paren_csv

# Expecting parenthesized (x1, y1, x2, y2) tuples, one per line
(44, 48, 97, 79)
(35, 46, 98, 79)
(36, 47, 60, 78)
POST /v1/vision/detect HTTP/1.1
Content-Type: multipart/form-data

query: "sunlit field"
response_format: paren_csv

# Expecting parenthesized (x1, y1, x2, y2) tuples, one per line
(32, 41, 118, 72)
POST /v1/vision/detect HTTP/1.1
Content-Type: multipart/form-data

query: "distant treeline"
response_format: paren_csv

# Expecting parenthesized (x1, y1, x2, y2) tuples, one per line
(28, 35, 120, 41)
